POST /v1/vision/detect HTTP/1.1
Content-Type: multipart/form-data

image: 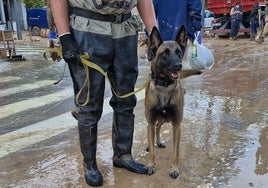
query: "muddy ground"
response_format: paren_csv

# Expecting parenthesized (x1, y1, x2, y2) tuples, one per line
(0, 34, 267, 188)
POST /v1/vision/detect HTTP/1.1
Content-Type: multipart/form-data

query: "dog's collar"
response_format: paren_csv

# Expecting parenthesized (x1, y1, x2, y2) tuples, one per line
(150, 73, 175, 87)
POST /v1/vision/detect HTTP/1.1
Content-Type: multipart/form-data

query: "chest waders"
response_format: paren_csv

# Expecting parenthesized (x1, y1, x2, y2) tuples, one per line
(68, 6, 147, 186)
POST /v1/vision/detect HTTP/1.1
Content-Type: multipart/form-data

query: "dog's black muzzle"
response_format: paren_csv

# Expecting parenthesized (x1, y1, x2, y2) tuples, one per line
(174, 63, 182, 71)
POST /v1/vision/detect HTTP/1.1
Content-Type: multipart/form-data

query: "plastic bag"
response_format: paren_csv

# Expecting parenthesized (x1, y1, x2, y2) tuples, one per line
(189, 38, 215, 70)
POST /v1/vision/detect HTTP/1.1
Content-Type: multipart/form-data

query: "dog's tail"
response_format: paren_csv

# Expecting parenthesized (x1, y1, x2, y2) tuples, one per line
(180, 69, 202, 79)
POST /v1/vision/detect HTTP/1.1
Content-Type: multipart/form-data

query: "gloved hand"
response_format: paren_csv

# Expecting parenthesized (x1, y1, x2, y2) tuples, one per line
(48, 31, 57, 40)
(59, 33, 80, 64)
(194, 31, 202, 44)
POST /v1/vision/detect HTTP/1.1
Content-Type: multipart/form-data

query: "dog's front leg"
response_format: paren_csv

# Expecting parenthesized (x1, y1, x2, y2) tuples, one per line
(170, 124, 181, 179)
(147, 123, 156, 175)
(156, 121, 166, 148)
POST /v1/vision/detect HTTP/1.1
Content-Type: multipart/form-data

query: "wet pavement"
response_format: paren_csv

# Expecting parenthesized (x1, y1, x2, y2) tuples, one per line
(0, 34, 267, 188)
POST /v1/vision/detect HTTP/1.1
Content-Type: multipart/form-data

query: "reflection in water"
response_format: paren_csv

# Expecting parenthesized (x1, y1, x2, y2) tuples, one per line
(15, 153, 81, 187)
(181, 60, 268, 186)
(97, 134, 115, 186)
(183, 90, 246, 186)
(255, 126, 268, 175)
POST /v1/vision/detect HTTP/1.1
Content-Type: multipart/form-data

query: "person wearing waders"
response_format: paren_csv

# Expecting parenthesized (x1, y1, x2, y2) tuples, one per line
(50, 0, 156, 187)
(249, 2, 260, 41)
(230, 1, 243, 40)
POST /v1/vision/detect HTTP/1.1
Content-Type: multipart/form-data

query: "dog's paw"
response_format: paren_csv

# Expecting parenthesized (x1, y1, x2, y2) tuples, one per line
(156, 142, 166, 148)
(147, 166, 155, 175)
(169, 170, 179, 179)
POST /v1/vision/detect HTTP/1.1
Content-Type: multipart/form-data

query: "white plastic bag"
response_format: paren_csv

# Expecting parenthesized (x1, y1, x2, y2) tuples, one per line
(189, 39, 215, 70)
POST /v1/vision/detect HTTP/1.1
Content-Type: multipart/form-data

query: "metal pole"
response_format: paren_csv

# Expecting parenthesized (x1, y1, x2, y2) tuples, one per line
(7, 0, 13, 31)
(13, 0, 22, 40)
(0, 0, 6, 24)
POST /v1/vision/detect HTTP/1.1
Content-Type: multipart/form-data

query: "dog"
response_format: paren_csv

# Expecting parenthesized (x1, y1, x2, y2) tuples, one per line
(145, 26, 202, 179)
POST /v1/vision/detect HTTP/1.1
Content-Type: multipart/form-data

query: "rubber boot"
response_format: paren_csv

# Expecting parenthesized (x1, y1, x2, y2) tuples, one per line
(112, 114, 148, 174)
(249, 34, 254, 41)
(255, 31, 264, 44)
(78, 124, 103, 186)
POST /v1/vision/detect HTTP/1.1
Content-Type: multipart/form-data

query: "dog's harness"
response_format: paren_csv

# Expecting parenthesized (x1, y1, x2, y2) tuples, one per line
(150, 72, 176, 87)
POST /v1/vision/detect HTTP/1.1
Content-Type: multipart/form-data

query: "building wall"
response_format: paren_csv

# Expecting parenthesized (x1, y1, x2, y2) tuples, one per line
(0, 0, 26, 39)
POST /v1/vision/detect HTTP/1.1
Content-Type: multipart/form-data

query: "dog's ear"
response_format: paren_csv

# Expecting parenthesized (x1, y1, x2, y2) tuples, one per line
(150, 26, 163, 48)
(150, 26, 163, 52)
(174, 25, 187, 54)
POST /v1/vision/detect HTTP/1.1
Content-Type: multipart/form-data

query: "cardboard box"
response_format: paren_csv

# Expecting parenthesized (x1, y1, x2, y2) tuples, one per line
(0, 30, 13, 41)
(0, 48, 7, 59)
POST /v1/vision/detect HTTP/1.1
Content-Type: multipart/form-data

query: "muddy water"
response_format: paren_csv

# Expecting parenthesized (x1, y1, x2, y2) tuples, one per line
(0, 37, 267, 188)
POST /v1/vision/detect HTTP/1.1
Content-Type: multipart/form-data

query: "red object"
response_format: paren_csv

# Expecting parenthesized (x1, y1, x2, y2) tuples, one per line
(206, 0, 266, 35)
(207, 0, 265, 15)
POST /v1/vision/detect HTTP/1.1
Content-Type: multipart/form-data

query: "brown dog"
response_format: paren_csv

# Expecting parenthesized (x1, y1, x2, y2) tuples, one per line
(145, 26, 201, 179)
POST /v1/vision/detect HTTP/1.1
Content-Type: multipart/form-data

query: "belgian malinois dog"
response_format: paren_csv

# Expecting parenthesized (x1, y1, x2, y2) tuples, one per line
(145, 26, 202, 179)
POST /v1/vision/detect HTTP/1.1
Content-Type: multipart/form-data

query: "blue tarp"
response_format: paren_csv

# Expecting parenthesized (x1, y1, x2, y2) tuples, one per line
(27, 8, 48, 29)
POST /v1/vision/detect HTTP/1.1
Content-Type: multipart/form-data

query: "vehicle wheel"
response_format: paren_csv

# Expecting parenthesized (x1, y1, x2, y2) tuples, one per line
(244, 32, 249, 38)
(31, 26, 41, 36)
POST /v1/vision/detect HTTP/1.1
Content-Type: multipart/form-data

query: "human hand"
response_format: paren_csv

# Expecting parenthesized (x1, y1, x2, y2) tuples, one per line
(59, 33, 80, 64)
(195, 31, 202, 44)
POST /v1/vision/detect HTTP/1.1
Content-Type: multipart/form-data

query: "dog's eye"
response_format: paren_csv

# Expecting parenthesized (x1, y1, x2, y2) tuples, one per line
(175, 49, 181, 57)
(163, 49, 170, 56)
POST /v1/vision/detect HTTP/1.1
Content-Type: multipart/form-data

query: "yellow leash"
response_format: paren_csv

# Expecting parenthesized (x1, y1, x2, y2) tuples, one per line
(43, 47, 62, 63)
(43, 48, 151, 106)
(43, 47, 66, 85)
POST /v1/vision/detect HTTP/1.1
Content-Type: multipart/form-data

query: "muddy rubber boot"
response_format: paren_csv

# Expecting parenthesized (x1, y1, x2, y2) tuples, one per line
(112, 114, 148, 174)
(78, 125, 103, 187)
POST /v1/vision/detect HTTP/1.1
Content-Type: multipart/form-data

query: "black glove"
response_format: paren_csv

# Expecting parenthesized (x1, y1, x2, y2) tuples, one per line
(59, 33, 80, 63)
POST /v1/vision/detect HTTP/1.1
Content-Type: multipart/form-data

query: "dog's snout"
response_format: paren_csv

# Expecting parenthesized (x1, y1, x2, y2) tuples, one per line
(174, 63, 182, 70)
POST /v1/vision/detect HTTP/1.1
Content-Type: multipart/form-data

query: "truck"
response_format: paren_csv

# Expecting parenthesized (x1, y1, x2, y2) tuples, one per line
(206, 0, 266, 37)
(27, 7, 48, 36)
